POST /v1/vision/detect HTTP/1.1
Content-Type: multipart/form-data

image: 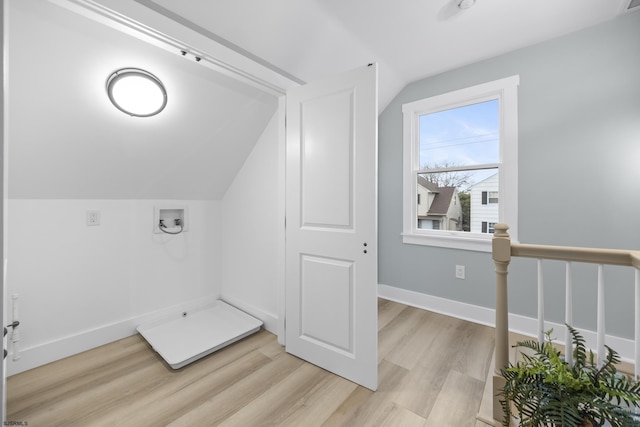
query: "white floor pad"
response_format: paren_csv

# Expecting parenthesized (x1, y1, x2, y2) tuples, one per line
(137, 300, 263, 369)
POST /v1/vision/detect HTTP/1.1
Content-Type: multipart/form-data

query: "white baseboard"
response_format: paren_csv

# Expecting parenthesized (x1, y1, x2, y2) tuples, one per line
(9, 285, 633, 377)
(378, 284, 636, 364)
(6, 295, 220, 376)
(220, 294, 279, 335)
(378, 284, 496, 326)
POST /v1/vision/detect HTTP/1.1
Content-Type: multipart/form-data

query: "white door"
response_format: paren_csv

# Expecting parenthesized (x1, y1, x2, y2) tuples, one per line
(1, 0, 6, 419)
(285, 64, 378, 391)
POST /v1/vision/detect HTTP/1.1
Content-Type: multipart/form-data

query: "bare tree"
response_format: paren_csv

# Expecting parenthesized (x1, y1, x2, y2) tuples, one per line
(419, 161, 474, 190)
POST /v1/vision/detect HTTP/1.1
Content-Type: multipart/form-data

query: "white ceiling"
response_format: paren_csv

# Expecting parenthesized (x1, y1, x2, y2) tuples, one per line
(147, 0, 631, 108)
(8, 0, 278, 199)
(7, 0, 634, 200)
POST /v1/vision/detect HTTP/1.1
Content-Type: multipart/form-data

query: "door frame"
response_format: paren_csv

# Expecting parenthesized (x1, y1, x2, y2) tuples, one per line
(276, 95, 288, 345)
(1, 0, 7, 420)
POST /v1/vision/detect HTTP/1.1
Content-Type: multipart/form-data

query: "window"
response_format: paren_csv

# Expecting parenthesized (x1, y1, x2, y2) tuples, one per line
(402, 76, 519, 251)
(482, 191, 499, 204)
(482, 222, 497, 234)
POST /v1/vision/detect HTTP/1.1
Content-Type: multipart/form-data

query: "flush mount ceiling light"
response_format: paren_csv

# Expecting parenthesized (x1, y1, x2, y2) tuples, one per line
(106, 68, 167, 117)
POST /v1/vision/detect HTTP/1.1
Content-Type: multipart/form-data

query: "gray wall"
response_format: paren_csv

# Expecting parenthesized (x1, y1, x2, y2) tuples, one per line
(378, 11, 640, 338)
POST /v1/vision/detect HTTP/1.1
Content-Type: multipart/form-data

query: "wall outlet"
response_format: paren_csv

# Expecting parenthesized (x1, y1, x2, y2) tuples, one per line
(455, 265, 465, 279)
(87, 210, 100, 226)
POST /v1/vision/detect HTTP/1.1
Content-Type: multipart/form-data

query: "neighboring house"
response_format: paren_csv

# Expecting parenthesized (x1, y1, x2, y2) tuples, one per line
(469, 173, 499, 234)
(416, 176, 462, 231)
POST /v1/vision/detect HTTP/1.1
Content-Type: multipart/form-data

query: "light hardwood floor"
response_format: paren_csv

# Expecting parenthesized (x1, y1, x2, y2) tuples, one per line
(7, 299, 496, 427)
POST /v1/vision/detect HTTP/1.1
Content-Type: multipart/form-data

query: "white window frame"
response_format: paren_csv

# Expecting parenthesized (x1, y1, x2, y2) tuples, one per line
(402, 75, 519, 252)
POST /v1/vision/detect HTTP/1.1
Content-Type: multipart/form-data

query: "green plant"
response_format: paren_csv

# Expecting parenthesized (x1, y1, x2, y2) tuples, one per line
(499, 325, 640, 427)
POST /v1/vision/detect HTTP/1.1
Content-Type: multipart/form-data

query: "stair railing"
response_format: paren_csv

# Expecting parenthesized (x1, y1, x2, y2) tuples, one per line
(491, 223, 640, 424)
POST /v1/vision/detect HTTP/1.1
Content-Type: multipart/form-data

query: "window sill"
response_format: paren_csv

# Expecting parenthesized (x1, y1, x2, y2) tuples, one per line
(402, 232, 492, 252)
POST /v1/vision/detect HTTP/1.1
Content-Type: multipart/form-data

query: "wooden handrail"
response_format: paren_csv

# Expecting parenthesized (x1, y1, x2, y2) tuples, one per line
(632, 252, 640, 270)
(511, 243, 640, 267)
(490, 223, 640, 425)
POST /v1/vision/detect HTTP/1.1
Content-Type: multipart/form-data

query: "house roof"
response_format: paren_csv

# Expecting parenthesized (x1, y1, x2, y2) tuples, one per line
(468, 172, 499, 190)
(428, 186, 456, 215)
(417, 175, 440, 192)
(417, 176, 456, 216)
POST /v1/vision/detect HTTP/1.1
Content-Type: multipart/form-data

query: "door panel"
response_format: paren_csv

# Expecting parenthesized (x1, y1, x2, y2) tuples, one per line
(301, 89, 353, 228)
(285, 64, 378, 391)
(300, 255, 353, 353)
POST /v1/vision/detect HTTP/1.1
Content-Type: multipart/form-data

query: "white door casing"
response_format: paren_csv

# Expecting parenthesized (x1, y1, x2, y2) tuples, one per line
(285, 64, 378, 391)
(1, 0, 6, 420)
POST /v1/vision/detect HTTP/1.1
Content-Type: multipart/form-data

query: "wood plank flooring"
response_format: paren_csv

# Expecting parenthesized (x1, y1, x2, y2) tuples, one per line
(7, 299, 496, 427)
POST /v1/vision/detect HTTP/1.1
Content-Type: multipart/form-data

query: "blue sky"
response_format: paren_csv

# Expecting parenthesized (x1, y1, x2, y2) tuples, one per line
(419, 99, 499, 168)
(418, 99, 500, 190)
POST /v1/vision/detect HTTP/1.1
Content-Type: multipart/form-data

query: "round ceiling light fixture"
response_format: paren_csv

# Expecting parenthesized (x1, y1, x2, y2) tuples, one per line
(106, 68, 167, 117)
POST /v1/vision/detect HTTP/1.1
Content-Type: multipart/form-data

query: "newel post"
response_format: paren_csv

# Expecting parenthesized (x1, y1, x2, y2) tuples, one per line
(492, 223, 512, 422)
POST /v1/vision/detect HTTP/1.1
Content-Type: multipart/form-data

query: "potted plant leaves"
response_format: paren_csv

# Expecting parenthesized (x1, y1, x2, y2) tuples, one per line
(499, 325, 640, 427)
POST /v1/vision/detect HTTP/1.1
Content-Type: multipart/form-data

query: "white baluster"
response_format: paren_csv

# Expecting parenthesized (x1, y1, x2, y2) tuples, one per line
(565, 262, 573, 366)
(597, 264, 605, 368)
(538, 259, 544, 344)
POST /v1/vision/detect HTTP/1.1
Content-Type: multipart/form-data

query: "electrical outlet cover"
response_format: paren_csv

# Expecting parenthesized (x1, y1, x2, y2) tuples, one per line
(87, 210, 100, 226)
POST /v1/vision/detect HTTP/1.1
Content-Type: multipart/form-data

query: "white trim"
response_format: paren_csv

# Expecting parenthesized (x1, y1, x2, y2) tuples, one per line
(7, 295, 219, 376)
(7, 292, 279, 376)
(379, 284, 495, 326)
(276, 96, 287, 345)
(378, 284, 636, 364)
(402, 75, 519, 251)
(401, 76, 520, 115)
(402, 231, 492, 252)
(46, 0, 300, 96)
(221, 294, 279, 335)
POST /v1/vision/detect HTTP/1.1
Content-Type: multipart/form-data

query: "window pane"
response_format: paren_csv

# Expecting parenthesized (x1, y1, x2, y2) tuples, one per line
(417, 169, 498, 233)
(419, 99, 499, 169)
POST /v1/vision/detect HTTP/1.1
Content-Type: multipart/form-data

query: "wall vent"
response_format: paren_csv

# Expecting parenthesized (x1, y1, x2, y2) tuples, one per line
(619, 0, 640, 15)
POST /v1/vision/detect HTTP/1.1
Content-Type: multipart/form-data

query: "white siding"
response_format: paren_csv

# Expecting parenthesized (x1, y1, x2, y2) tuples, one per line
(416, 184, 430, 218)
(470, 173, 499, 234)
(445, 190, 462, 231)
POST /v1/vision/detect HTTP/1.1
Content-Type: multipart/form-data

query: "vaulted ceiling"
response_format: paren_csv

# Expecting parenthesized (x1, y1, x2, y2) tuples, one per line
(146, 0, 632, 108)
(6, 0, 633, 200)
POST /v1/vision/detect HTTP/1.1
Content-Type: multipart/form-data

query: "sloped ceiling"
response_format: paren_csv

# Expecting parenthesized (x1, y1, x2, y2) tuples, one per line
(7, 0, 631, 200)
(8, 0, 278, 200)
(147, 0, 630, 109)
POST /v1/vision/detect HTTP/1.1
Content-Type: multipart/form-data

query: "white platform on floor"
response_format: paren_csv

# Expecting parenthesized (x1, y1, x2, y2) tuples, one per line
(137, 299, 263, 369)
